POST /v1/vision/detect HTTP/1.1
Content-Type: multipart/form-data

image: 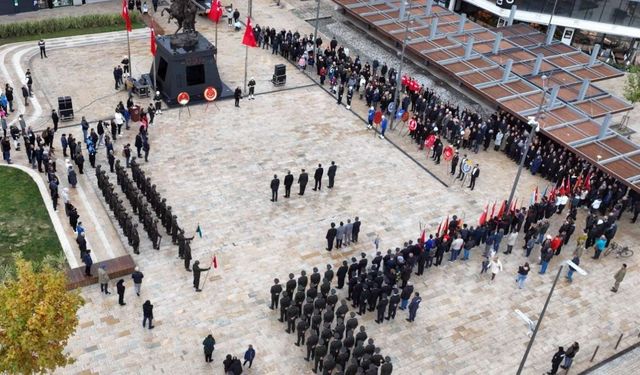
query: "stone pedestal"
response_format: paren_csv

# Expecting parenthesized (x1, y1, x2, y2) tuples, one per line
(151, 32, 231, 106)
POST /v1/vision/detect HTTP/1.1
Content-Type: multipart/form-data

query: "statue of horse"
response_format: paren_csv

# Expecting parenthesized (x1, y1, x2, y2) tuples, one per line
(161, 0, 197, 35)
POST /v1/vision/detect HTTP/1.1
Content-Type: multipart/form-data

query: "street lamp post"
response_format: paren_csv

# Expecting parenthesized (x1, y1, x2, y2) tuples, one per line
(506, 75, 548, 209)
(313, 0, 321, 51)
(389, 0, 412, 131)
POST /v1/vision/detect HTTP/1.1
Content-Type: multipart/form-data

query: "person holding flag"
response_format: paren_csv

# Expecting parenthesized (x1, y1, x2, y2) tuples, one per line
(198, 254, 218, 292)
(192, 260, 210, 292)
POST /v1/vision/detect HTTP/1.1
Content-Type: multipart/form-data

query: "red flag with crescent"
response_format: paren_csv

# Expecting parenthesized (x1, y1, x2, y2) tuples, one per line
(489, 201, 496, 219)
(443, 145, 454, 161)
(121, 0, 132, 32)
(208, 0, 223, 23)
(150, 28, 157, 56)
(408, 118, 417, 131)
(242, 17, 257, 47)
(479, 203, 488, 226)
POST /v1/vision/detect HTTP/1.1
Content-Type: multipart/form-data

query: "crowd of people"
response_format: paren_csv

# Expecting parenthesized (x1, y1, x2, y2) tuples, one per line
(254, 26, 640, 216)
(270, 265, 396, 374)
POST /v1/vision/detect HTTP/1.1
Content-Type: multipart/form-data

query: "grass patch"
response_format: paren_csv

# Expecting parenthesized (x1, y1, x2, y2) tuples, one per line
(0, 167, 62, 267)
(0, 14, 145, 46)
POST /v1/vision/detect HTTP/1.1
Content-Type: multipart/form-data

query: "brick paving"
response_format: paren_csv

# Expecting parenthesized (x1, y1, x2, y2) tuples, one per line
(1, 0, 639, 374)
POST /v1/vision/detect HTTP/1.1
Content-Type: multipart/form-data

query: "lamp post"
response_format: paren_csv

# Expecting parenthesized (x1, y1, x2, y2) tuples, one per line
(313, 0, 321, 52)
(389, 0, 412, 131)
(516, 260, 588, 374)
(506, 75, 548, 209)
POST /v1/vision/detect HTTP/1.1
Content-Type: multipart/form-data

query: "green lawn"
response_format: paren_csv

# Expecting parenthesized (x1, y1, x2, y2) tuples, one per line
(0, 20, 145, 46)
(0, 167, 62, 266)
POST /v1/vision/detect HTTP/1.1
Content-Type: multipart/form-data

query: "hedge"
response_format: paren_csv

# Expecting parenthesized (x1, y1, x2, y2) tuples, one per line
(0, 13, 142, 39)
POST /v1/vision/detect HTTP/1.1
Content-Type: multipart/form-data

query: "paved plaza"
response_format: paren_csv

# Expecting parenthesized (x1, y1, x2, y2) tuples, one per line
(1, 1, 639, 374)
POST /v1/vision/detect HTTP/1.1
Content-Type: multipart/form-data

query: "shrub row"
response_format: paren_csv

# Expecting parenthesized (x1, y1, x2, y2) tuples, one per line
(0, 13, 142, 39)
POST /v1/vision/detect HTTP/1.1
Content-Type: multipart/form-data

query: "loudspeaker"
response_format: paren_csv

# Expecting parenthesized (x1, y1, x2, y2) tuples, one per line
(274, 64, 286, 77)
(272, 74, 286, 86)
(58, 96, 74, 120)
(58, 96, 73, 110)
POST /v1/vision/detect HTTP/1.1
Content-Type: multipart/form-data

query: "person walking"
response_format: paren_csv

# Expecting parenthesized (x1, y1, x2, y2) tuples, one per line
(202, 334, 216, 363)
(98, 265, 110, 294)
(243, 344, 255, 368)
(116, 279, 126, 306)
(270, 174, 280, 202)
(489, 256, 503, 281)
(142, 300, 154, 329)
(611, 264, 627, 293)
(547, 346, 565, 375)
(406, 292, 422, 322)
(566, 255, 580, 283)
(516, 262, 530, 289)
(561, 342, 579, 370)
(131, 266, 144, 296)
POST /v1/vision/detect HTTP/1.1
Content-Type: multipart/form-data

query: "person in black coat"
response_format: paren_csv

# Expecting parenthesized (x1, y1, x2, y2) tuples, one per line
(142, 300, 154, 329)
(234, 87, 242, 107)
(450, 151, 459, 175)
(270, 278, 282, 309)
(51, 110, 59, 132)
(192, 260, 210, 292)
(202, 334, 215, 362)
(548, 346, 565, 374)
(298, 169, 308, 195)
(116, 279, 126, 306)
(313, 164, 323, 191)
(327, 161, 337, 188)
(270, 174, 280, 202)
(469, 164, 480, 190)
(326, 222, 337, 251)
(284, 170, 293, 198)
(336, 260, 348, 289)
(352, 217, 361, 242)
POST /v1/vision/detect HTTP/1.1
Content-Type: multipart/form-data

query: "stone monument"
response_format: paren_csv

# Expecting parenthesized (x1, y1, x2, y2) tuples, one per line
(152, 0, 229, 105)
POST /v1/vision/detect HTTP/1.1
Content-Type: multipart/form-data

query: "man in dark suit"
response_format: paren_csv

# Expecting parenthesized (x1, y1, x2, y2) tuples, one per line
(327, 161, 337, 188)
(469, 164, 480, 190)
(298, 169, 308, 195)
(450, 151, 459, 175)
(326, 222, 337, 251)
(352, 217, 361, 242)
(313, 164, 324, 191)
(270, 174, 280, 202)
(284, 170, 294, 198)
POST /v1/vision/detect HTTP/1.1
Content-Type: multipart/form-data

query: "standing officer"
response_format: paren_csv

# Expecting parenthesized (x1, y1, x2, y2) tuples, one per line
(284, 170, 294, 198)
(407, 292, 422, 322)
(327, 161, 337, 188)
(192, 260, 210, 292)
(375, 293, 388, 324)
(270, 278, 282, 309)
(386, 288, 400, 320)
(295, 318, 309, 346)
(469, 163, 480, 190)
(298, 169, 309, 195)
(270, 174, 280, 202)
(313, 164, 323, 191)
(326, 223, 337, 251)
(286, 303, 299, 334)
(38, 39, 47, 58)
(336, 261, 348, 289)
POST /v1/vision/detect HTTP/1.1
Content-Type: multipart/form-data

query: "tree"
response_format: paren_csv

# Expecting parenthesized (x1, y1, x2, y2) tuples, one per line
(0, 254, 84, 374)
(623, 66, 640, 104)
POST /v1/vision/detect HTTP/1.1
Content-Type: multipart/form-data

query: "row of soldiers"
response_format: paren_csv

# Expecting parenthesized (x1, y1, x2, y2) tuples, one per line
(269, 266, 394, 374)
(114, 159, 162, 250)
(130, 157, 181, 245)
(96, 165, 141, 253)
(129, 157, 195, 271)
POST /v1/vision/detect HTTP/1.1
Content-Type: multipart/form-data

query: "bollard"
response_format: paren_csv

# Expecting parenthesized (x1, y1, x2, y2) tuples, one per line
(590, 345, 599, 362)
(615, 333, 624, 350)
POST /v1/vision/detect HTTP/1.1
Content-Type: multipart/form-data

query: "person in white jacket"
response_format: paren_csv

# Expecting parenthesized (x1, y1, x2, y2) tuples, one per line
(505, 231, 518, 254)
(490, 256, 503, 281)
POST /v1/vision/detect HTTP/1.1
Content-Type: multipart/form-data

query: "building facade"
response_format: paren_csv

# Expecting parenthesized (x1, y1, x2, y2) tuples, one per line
(454, 0, 640, 64)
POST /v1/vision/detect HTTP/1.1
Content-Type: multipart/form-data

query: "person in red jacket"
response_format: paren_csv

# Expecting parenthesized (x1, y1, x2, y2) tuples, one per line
(550, 233, 565, 255)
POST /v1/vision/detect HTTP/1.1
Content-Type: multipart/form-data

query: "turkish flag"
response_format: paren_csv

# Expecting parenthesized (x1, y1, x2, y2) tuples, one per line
(489, 201, 496, 219)
(497, 200, 506, 219)
(419, 230, 426, 245)
(212, 255, 218, 269)
(208, 0, 223, 23)
(121, 0, 132, 32)
(150, 28, 157, 56)
(479, 204, 488, 226)
(584, 171, 592, 191)
(242, 17, 257, 47)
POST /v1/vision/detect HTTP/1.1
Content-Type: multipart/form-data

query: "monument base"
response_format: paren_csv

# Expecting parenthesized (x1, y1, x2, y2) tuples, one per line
(150, 32, 233, 106)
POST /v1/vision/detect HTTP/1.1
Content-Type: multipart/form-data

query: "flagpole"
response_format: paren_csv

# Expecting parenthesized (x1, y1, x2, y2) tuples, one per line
(200, 253, 215, 291)
(127, 29, 132, 79)
(215, 21, 218, 55)
(151, 17, 156, 91)
(243, 0, 253, 95)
